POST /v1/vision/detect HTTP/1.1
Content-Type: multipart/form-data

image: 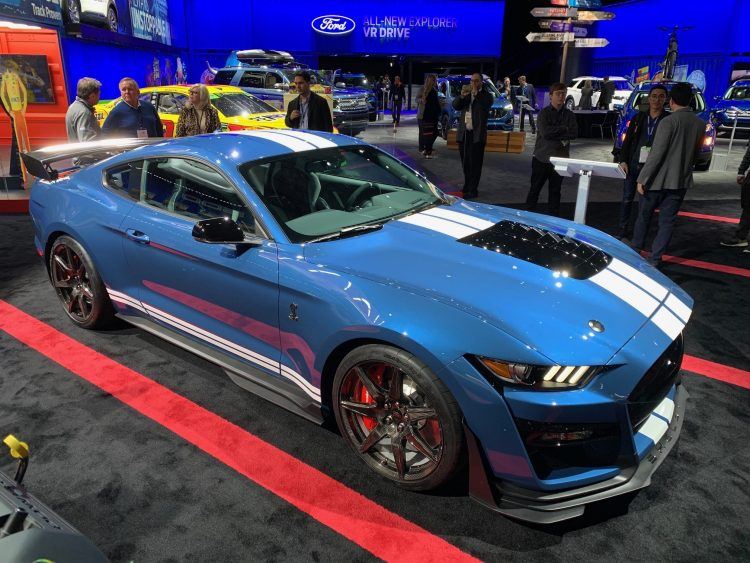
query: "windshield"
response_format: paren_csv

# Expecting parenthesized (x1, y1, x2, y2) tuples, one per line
(725, 86, 750, 100)
(630, 89, 705, 112)
(240, 146, 444, 243)
(341, 75, 368, 88)
(280, 69, 331, 86)
(213, 93, 276, 117)
(613, 80, 633, 91)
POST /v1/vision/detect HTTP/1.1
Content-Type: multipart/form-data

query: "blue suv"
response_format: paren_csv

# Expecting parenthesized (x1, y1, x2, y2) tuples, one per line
(613, 80, 715, 171)
(213, 50, 370, 136)
(436, 75, 514, 139)
(711, 79, 750, 133)
(332, 72, 378, 122)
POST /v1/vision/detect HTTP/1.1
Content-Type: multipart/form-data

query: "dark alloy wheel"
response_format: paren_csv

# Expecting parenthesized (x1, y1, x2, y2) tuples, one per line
(64, 0, 81, 24)
(333, 345, 464, 491)
(440, 114, 450, 140)
(49, 236, 114, 329)
(107, 5, 118, 32)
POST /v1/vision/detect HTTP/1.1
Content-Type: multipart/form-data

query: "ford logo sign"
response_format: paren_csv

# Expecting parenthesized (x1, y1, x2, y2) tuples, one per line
(311, 15, 356, 36)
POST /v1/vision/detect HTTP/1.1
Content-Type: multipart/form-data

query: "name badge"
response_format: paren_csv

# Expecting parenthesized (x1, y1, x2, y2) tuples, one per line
(137, 128, 148, 139)
(639, 146, 650, 164)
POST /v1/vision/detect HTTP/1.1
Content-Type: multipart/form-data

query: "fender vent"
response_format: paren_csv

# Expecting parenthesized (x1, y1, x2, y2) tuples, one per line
(458, 221, 612, 280)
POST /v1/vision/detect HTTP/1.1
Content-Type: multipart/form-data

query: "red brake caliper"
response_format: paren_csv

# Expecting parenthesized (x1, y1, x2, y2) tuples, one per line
(355, 365, 383, 430)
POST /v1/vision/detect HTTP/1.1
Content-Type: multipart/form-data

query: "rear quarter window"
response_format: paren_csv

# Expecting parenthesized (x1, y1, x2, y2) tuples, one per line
(213, 70, 237, 85)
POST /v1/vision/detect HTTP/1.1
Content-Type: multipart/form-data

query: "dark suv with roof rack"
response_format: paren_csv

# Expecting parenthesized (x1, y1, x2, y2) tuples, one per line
(212, 50, 370, 136)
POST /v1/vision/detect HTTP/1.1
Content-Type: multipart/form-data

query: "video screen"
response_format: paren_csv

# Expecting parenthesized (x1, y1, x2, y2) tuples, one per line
(0, 54, 55, 104)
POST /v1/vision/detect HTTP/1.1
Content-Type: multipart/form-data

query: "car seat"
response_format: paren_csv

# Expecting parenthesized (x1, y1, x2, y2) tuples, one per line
(270, 165, 314, 221)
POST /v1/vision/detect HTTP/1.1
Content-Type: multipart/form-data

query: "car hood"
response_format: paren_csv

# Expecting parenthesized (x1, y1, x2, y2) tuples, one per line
(713, 99, 750, 112)
(303, 203, 692, 366)
(223, 112, 287, 128)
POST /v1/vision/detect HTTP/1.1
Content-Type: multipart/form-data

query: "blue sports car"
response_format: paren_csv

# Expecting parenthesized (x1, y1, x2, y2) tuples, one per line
(23, 131, 692, 523)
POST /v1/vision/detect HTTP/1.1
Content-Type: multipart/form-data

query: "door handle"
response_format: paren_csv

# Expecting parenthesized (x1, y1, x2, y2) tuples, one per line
(125, 229, 150, 244)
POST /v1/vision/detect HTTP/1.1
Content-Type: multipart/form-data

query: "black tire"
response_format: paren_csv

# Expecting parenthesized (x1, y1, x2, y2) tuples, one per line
(64, 0, 81, 24)
(107, 5, 118, 32)
(332, 344, 464, 491)
(695, 157, 711, 172)
(565, 97, 575, 110)
(48, 235, 114, 329)
(439, 114, 449, 140)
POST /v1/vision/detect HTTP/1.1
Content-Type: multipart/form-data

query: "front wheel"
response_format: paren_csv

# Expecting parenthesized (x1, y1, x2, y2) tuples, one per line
(48, 235, 114, 329)
(565, 97, 575, 110)
(439, 114, 450, 140)
(333, 345, 464, 491)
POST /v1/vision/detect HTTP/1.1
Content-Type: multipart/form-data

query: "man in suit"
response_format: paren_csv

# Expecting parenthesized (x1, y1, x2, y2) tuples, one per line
(285, 71, 333, 133)
(632, 82, 706, 267)
(453, 73, 493, 199)
(517, 75, 537, 134)
(598, 76, 616, 110)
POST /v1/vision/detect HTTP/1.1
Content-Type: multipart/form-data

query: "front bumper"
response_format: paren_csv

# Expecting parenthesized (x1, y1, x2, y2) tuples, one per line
(334, 113, 369, 136)
(467, 383, 688, 524)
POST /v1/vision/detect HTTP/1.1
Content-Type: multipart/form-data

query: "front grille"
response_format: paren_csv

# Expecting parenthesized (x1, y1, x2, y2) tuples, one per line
(337, 97, 369, 112)
(627, 334, 684, 431)
(457, 220, 612, 280)
(489, 108, 509, 119)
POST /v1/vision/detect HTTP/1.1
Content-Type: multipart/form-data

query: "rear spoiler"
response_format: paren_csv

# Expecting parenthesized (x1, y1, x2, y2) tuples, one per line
(21, 138, 165, 181)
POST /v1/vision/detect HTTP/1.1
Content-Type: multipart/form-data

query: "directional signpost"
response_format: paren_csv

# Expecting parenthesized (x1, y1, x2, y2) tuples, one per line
(530, 7, 578, 18)
(573, 27, 588, 38)
(538, 19, 593, 29)
(574, 37, 608, 47)
(526, 32, 575, 43)
(551, 0, 602, 5)
(576, 10, 616, 21)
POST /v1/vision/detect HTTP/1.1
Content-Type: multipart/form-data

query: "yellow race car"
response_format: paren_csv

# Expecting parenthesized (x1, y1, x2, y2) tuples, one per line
(95, 85, 288, 137)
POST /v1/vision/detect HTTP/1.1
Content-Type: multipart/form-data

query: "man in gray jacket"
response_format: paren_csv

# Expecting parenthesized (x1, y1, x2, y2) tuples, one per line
(65, 77, 102, 142)
(632, 82, 705, 267)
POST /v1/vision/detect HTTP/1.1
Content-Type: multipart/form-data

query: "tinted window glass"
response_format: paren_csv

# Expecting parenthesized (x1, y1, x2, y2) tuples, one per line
(142, 158, 255, 233)
(240, 146, 443, 243)
(157, 93, 187, 114)
(104, 160, 143, 200)
(212, 70, 236, 85)
(726, 87, 750, 100)
(239, 72, 265, 88)
(212, 93, 276, 117)
(631, 88, 705, 112)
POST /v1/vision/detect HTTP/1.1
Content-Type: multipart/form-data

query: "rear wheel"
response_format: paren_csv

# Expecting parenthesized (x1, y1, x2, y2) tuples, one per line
(565, 97, 575, 110)
(48, 236, 114, 329)
(64, 0, 81, 24)
(107, 5, 118, 32)
(695, 156, 711, 171)
(333, 345, 464, 491)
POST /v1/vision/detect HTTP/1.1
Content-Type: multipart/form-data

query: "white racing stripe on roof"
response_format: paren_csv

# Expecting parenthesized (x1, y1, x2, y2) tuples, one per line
(589, 268, 661, 318)
(421, 207, 496, 231)
(651, 305, 685, 341)
(664, 293, 692, 324)
(398, 212, 479, 239)
(608, 258, 668, 301)
(240, 130, 318, 152)
(272, 130, 338, 148)
(637, 414, 669, 444)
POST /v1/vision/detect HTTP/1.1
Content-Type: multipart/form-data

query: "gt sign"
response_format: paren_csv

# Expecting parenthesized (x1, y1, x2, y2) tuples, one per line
(311, 15, 356, 35)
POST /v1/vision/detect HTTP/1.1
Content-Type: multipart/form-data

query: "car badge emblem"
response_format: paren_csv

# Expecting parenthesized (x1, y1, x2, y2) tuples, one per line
(311, 15, 356, 36)
(588, 320, 605, 333)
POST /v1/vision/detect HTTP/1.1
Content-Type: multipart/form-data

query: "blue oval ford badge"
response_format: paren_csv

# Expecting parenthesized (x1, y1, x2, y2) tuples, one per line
(311, 15, 356, 36)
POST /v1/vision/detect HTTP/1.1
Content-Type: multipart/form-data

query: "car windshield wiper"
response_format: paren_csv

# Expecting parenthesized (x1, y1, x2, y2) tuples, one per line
(308, 223, 384, 243)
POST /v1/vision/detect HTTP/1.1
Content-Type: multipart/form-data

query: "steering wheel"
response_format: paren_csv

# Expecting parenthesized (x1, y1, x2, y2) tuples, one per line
(345, 182, 374, 211)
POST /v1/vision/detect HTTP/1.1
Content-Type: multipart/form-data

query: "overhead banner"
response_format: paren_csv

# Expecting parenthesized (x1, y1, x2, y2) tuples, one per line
(0, 0, 62, 27)
(129, 0, 171, 45)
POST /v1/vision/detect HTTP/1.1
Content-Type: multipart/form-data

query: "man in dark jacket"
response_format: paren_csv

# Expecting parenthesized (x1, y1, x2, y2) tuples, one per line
(102, 77, 163, 138)
(719, 143, 750, 250)
(517, 75, 537, 134)
(453, 73, 494, 199)
(632, 82, 705, 267)
(285, 71, 333, 133)
(525, 82, 577, 216)
(616, 84, 667, 238)
(598, 76, 616, 109)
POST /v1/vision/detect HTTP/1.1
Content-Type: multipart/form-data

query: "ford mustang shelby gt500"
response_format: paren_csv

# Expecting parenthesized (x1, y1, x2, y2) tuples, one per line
(23, 132, 691, 523)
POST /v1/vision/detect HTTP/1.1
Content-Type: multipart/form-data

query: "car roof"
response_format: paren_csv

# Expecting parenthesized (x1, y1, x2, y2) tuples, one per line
(634, 80, 701, 92)
(140, 85, 247, 95)
(108, 131, 365, 168)
(731, 79, 750, 87)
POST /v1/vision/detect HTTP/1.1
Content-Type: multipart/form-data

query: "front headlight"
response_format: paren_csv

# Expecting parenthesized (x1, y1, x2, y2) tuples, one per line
(503, 103, 513, 110)
(473, 356, 602, 390)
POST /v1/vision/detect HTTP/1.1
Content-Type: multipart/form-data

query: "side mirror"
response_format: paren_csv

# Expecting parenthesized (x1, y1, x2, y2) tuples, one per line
(335, 82, 346, 88)
(193, 217, 249, 244)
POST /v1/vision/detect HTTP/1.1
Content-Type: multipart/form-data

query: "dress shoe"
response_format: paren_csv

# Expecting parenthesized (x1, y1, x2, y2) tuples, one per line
(462, 191, 478, 200)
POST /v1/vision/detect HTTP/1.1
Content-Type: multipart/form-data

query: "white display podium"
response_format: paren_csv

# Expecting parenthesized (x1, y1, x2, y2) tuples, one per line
(550, 157, 626, 224)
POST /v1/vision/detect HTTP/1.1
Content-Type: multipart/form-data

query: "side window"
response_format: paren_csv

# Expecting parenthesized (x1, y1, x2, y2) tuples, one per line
(212, 70, 236, 85)
(104, 160, 144, 200)
(265, 72, 283, 89)
(239, 72, 265, 88)
(139, 93, 153, 104)
(142, 158, 256, 233)
(157, 93, 187, 114)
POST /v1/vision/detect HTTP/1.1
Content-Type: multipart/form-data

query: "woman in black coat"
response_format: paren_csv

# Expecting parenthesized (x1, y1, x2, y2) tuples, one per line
(389, 75, 406, 132)
(418, 74, 441, 158)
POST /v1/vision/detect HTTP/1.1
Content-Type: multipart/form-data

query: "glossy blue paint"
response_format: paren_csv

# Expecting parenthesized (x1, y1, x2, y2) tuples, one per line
(29, 131, 692, 499)
(711, 79, 750, 131)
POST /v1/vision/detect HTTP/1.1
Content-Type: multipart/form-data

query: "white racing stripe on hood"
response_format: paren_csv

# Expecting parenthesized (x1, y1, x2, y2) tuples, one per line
(664, 293, 692, 324)
(589, 268, 661, 318)
(271, 130, 338, 148)
(421, 207, 496, 231)
(398, 212, 479, 239)
(650, 305, 685, 341)
(240, 130, 318, 152)
(608, 258, 668, 301)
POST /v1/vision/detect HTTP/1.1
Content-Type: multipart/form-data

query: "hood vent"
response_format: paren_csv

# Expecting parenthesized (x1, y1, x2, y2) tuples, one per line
(458, 220, 612, 280)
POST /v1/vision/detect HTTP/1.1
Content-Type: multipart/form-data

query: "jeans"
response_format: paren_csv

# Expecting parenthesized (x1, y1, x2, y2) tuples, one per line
(618, 170, 639, 235)
(527, 157, 563, 216)
(631, 188, 687, 262)
(419, 120, 437, 154)
(520, 108, 536, 132)
(392, 102, 402, 124)
(458, 129, 486, 195)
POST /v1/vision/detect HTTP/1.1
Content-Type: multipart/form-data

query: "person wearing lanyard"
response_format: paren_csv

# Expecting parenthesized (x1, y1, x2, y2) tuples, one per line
(284, 71, 333, 133)
(616, 84, 667, 240)
(175, 84, 221, 137)
(102, 77, 164, 139)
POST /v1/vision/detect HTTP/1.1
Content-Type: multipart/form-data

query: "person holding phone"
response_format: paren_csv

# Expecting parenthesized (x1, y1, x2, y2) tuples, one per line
(452, 73, 493, 199)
